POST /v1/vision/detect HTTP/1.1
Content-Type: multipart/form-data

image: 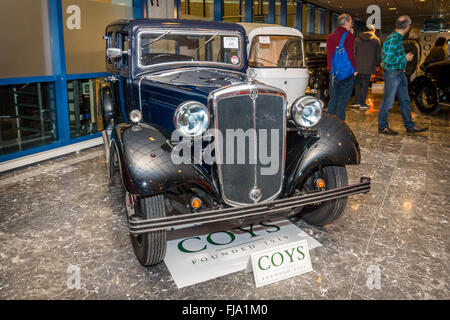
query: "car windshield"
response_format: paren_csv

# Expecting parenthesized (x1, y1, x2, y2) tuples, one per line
(139, 30, 242, 68)
(249, 35, 304, 68)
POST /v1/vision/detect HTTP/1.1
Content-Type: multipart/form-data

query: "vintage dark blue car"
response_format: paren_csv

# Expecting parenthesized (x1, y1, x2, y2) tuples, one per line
(100, 19, 370, 266)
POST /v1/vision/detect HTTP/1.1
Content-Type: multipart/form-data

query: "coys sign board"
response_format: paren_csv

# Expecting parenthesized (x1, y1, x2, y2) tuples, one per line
(249, 239, 313, 288)
(163, 219, 321, 288)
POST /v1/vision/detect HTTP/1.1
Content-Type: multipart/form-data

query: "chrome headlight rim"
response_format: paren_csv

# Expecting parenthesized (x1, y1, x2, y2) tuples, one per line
(173, 101, 210, 138)
(129, 109, 143, 123)
(291, 96, 323, 128)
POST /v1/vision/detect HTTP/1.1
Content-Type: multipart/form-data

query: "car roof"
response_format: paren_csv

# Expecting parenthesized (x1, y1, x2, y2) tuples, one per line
(238, 22, 304, 38)
(108, 18, 247, 34)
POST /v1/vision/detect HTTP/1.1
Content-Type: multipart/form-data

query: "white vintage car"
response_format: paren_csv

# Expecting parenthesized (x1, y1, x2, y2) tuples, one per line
(239, 23, 309, 107)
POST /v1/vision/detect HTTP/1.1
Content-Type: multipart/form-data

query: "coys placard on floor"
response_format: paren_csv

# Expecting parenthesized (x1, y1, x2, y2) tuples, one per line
(163, 219, 321, 288)
(247, 239, 313, 288)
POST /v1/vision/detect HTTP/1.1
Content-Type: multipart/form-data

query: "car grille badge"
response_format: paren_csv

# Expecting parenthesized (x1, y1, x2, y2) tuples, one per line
(249, 187, 263, 203)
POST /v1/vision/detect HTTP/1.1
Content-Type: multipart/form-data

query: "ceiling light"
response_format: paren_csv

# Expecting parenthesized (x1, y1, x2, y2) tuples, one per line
(389, 7, 397, 10)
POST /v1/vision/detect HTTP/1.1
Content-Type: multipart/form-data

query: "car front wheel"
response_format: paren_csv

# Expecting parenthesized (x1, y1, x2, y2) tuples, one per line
(415, 83, 440, 114)
(298, 166, 348, 226)
(125, 192, 167, 266)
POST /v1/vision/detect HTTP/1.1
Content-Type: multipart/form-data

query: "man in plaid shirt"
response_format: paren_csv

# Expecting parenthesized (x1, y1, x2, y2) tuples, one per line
(378, 16, 427, 135)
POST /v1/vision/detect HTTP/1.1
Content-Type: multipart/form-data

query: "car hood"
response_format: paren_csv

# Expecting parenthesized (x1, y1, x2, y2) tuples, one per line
(138, 67, 248, 99)
(136, 67, 248, 131)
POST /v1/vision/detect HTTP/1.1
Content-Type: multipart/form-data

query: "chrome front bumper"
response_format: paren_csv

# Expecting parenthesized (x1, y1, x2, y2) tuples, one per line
(128, 177, 371, 234)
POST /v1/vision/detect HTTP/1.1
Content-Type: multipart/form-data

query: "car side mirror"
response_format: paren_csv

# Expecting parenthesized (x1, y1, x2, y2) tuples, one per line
(107, 48, 123, 59)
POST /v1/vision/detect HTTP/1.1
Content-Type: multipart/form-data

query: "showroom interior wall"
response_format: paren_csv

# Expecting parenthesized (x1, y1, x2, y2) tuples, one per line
(0, 0, 348, 171)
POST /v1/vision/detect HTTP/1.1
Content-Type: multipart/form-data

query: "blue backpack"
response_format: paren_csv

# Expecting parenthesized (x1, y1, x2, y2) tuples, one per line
(331, 31, 355, 81)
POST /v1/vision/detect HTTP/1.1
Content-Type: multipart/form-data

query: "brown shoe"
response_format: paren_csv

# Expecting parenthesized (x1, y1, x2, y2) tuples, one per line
(406, 126, 428, 135)
(378, 127, 399, 136)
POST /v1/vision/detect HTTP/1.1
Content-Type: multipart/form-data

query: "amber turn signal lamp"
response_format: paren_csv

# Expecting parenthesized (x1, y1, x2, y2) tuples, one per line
(316, 178, 325, 189)
(191, 197, 202, 209)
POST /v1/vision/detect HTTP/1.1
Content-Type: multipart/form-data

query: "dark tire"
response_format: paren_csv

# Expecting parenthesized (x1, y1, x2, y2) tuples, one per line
(320, 86, 330, 106)
(127, 193, 167, 266)
(414, 83, 440, 114)
(299, 166, 348, 226)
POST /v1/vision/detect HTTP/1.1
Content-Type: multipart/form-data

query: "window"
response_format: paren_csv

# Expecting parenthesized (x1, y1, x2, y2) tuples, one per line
(67, 78, 104, 139)
(0, 82, 57, 155)
(314, 8, 321, 34)
(249, 35, 304, 68)
(253, 0, 269, 23)
(223, 0, 245, 23)
(115, 33, 123, 69)
(0, 0, 53, 78)
(302, 4, 311, 34)
(286, 0, 298, 28)
(331, 13, 338, 31)
(62, 0, 133, 74)
(275, 1, 281, 25)
(139, 31, 242, 68)
(180, 0, 214, 20)
(315, 8, 325, 34)
(122, 34, 130, 67)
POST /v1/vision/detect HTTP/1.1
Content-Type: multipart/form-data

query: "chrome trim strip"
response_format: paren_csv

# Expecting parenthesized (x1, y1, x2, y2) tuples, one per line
(208, 83, 287, 207)
(136, 28, 244, 72)
(138, 76, 144, 112)
(250, 89, 258, 194)
(129, 177, 371, 232)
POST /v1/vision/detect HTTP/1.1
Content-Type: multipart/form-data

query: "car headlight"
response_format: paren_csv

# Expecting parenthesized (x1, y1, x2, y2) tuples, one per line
(129, 110, 142, 123)
(291, 96, 323, 128)
(174, 101, 210, 137)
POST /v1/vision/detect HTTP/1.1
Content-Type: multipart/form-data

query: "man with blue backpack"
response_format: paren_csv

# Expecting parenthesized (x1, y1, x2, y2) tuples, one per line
(326, 14, 357, 121)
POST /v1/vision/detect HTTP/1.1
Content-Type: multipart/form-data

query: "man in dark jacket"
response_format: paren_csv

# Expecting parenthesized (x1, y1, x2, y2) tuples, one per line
(403, 28, 421, 81)
(351, 25, 381, 110)
(326, 13, 357, 121)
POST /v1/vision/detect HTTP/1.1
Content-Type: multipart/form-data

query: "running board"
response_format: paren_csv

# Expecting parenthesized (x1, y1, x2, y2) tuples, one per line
(129, 177, 371, 233)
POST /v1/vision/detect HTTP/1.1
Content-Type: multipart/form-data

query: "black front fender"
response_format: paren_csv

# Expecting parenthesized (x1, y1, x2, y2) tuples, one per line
(284, 114, 360, 195)
(111, 123, 217, 197)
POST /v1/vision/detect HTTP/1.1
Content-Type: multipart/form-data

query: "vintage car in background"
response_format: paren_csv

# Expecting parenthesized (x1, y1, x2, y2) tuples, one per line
(303, 34, 330, 104)
(238, 23, 308, 107)
(411, 60, 450, 114)
(100, 19, 370, 266)
(404, 30, 449, 83)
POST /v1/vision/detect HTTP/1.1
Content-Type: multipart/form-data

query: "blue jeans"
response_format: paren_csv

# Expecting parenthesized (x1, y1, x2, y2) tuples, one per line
(328, 74, 355, 121)
(378, 70, 415, 130)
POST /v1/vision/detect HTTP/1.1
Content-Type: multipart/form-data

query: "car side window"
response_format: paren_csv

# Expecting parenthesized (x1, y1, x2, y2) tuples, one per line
(115, 33, 122, 69)
(106, 31, 113, 65)
(122, 33, 129, 68)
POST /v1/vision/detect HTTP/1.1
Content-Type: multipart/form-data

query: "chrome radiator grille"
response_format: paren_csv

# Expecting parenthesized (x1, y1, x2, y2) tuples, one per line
(210, 84, 286, 206)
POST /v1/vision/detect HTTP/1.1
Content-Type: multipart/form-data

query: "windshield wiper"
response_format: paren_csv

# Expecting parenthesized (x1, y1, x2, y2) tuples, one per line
(195, 32, 219, 52)
(141, 30, 171, 47)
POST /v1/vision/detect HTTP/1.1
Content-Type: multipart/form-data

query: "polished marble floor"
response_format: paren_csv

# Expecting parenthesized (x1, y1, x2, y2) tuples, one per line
(0, 92, 448, 299)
